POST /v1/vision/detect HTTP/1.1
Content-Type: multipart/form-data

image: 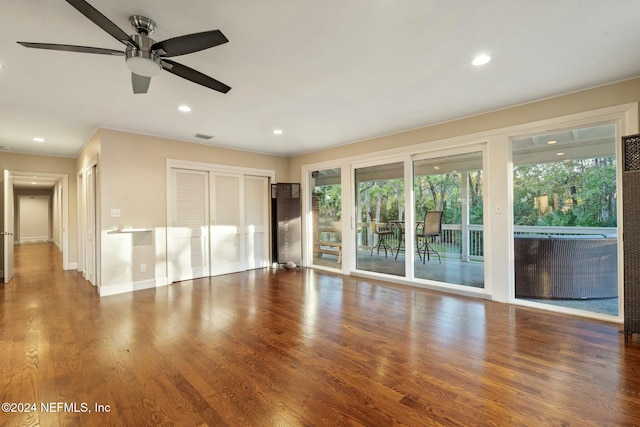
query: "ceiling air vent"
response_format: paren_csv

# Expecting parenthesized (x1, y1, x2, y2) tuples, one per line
(194, 133, 214, 140)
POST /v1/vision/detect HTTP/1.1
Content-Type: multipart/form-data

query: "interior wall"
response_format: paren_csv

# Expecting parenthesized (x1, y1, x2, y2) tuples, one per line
(287, 78, 640, 181)
(95, 129, 289, 294)
(0, 152, 78, 264)
(18, 195, 50, 243)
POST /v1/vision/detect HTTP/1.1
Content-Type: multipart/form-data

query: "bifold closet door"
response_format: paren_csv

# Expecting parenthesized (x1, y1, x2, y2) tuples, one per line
(210, 174, 243, 275)
(169, 168, 210, 282)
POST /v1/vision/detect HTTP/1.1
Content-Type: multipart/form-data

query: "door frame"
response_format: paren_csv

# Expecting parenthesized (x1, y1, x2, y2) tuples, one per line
(166, 159, 275, 281)
(3, 170, 71, 275)
(2, 170, 14, 283)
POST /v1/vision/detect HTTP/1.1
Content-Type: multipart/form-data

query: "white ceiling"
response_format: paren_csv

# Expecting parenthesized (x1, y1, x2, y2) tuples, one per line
(1, 0, 640, 159)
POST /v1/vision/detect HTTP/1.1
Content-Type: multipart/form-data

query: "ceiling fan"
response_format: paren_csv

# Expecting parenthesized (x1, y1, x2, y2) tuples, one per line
(17, 0, 231, 94)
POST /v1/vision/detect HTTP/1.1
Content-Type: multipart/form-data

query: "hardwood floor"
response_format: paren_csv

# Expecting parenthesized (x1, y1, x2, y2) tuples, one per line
(2, 242, 640, 426)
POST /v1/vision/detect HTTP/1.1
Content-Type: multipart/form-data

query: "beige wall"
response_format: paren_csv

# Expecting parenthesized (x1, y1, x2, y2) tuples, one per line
(6, 76, 640, 295)
(0, 152, 78, 264)
(287, 78, 640, 181)
(95, 129, 288, 292)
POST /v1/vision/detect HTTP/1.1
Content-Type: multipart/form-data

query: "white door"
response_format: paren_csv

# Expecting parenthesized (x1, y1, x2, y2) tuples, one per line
(85, 166, 96, 285)
(2, 170, 14, 284)
(244, 176, 270, 269)
(210, 174, 243, 275)
(169, 168, 210, 282)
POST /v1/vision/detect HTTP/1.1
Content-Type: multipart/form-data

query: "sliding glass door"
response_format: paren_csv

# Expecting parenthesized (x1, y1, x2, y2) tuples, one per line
(413, 151, 485, 288)
(511, 123, 618, 316)
(309, 168, 342, 269)
(350, 150, 486, 287)
(354, 161, 405, 276)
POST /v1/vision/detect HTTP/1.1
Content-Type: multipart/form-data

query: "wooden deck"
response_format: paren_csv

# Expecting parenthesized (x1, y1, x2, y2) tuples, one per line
(1, 242, 638, 426)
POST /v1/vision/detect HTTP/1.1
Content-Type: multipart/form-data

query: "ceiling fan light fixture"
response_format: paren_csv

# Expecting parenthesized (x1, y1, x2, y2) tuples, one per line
(125, 33, 161, 77)
(126, 55, 161, 77)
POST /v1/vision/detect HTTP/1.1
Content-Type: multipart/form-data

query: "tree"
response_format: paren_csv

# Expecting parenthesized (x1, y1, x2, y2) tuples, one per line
(513, 157, 616, 227)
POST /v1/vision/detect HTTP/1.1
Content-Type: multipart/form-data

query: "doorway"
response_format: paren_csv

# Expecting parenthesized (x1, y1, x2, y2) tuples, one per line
(1, 170, 70, 283)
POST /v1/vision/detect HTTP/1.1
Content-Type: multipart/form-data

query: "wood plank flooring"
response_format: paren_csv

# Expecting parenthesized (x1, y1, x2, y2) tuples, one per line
(1, 242, 640, 426)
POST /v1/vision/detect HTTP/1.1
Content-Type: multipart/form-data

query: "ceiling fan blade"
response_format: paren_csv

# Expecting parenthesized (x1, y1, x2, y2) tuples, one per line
(132, 73, 151, 94)
(65, 0, 138, 48)
(152, 30, 228, 57)
(17, 41, 124, 56)
(161, 59, 231, 94)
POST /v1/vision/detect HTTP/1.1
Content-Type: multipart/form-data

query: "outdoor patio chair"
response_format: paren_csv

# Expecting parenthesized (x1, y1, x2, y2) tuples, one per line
(368, 212, 394, 257)
(416, 210, 443, 263)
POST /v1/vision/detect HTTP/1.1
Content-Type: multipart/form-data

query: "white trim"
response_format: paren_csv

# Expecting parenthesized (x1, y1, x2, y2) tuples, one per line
(9, 170, 71, 270)
(78, 158, 100, 285)
(98, 278, 167, 297)
(350, 270, 491, 300)
(20, 236, 49, 243)
(167, 158, 276, 181)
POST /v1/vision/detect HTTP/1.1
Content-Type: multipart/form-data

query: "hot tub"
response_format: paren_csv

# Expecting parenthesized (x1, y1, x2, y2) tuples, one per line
(514, 235, 618, 299)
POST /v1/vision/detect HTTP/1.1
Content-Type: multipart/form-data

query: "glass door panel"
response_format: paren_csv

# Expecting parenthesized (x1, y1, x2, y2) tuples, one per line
(512, 123, 618, 316)
(310, 168, 342, 268)
(355, 162, 405, 276)
(413, 151, 485, 288)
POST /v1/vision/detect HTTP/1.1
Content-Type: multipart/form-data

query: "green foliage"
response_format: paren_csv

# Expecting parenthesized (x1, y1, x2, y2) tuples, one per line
(314, 184, 341, 222)
(331, 156, 616, 231)
(513, 157, 616, 227)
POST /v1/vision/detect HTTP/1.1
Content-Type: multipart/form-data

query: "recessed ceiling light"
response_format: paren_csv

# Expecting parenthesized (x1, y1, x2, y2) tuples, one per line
(31, 182, 37, 185)
(33, 137, 45, 143)
(273, 129, 283, 135)
(556, 152, 565, 156)
(472, 54, 491, 66)
(547, 140, 557, 145)
(434, 166, 440, 170)
(178, 105, 191, 113)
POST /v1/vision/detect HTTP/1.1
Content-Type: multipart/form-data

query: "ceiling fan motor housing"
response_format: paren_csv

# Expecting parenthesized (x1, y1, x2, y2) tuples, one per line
(129, 15, 156, 36)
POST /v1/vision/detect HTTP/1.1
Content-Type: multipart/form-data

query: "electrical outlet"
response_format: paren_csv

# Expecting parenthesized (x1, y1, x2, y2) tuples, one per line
(140, 264, 147, 273)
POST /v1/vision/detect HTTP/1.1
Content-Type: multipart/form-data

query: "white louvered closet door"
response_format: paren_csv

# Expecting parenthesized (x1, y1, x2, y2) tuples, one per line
(244, 176, 269, 269)
(169, 169, 210, 282)
(210, 174, 242, 275)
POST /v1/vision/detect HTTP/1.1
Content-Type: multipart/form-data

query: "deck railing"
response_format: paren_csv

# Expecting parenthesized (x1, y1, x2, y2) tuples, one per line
(344, 222, 618, 262)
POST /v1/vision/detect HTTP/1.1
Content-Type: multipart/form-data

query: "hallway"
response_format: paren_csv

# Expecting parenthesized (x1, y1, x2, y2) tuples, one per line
(2, 243, 640, 425)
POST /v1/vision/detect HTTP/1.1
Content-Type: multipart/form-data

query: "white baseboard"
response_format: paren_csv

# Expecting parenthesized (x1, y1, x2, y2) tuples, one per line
(20, 236, 49, 243)
(65, 262, 78, 271)
(98, 278, 169, 297)
(155, 277, 170, 287)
